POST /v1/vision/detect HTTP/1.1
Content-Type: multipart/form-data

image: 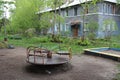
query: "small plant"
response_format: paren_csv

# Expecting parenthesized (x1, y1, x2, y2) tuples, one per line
(50, 34, 63, 43)
(77, 38, 90, 46)
(27, 36, 49, 44)
(102, 18, 118, 41)
(86, 21, 98, 40)
(39, 36, 49, 43)
(24, 28, 36, 38)
(0, 41, 8, 48)
(8, 34, 22, 40)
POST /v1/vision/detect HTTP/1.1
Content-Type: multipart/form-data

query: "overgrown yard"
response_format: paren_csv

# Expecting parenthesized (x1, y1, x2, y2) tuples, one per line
(0, 35, 120, 80)
(0, 35, 120, 54)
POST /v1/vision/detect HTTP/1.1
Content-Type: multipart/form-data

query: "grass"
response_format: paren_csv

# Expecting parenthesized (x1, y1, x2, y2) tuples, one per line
(0, 34, 120, 55)
(1, 34, 120, 80)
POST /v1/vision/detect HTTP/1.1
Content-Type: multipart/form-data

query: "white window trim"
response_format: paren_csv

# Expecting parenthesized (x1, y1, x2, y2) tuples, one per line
(65, 12, 120, 18)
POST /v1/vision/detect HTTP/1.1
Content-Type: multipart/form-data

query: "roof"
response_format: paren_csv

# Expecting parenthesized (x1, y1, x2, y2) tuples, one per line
(105, 0, 117, 3)
(39, 0, 117, 14)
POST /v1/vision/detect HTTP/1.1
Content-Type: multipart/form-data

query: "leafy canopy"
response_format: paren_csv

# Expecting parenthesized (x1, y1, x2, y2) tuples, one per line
(9, 0, 44, 33)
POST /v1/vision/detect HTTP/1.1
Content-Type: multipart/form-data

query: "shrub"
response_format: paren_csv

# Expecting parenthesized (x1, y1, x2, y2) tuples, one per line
(77, 39, 90, 46)
(26, 36, 49, 44)
(8, 34, 22, 40)
(24, 28, 36, 38)
(50, 34, 63, 43)
(39, 36, 49, 43)
(0, 41, 8, 48)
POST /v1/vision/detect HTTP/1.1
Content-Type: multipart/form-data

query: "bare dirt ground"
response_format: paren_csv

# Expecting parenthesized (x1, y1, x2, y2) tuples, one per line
(0, 47, 119, 80)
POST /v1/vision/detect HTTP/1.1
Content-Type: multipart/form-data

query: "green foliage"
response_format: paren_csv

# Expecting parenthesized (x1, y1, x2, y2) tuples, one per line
(77, 38, 90, 46)
(38, 36, 49, 43)
(62, 37, 70, 43)
(47, 0, 64, 8)
(55, 13, 65, 24)
(40, 12, 64, 30)
(0, 41, 8, 48)
(50, 34, 63, 43)
(86, 21, 98, 40)
(24, 28, 36, 38)
(1, 34, 120, 54)
(26, 36, 49, 44)
(79, 0, 100, 41)
(45, 0, 65, 34)
(8, 34, 22, 40)
(0, 18, 4, 32)
(102, 18, 118, 40)
(40, 12, 54, 29)
(80, 0, 100, 14)
(0, 0, 5, 18)
(116, 0, 120, 4)
(1, 18, 10, 34)
(9, 0, 44, 34)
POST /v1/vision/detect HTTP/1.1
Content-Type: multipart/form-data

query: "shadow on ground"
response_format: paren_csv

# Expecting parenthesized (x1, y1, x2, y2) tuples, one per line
(24, 63, 72, 75)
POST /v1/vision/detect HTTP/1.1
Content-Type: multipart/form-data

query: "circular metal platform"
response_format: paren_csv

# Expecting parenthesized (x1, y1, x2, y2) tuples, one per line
(26, 54, 69, 65)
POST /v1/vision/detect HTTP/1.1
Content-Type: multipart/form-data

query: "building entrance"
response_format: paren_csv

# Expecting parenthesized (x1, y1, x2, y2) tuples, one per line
(71, 24, 80, 37)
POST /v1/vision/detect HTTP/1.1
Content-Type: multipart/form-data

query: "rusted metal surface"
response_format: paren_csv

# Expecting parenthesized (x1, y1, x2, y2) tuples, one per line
(26, 54, 69, 65)
(26, 46, 71, 65)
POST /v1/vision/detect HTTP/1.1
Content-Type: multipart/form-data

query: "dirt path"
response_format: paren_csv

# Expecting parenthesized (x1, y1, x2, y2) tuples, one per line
(0, 47, 119, 80)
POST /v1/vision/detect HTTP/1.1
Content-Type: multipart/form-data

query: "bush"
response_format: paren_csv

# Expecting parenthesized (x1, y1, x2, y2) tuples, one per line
(0, 41, 8, 48)
(26, 36, 49, 44)
(39, 36, 49, 43)
(8, 34, 22, 40)
(24, 28, 36, 38)
(50, 34, 63, 43)
(77, 39, 90, 46)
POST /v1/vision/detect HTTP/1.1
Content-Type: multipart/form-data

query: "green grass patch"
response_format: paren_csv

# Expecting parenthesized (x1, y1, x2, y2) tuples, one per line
(0, 35, 120, 54)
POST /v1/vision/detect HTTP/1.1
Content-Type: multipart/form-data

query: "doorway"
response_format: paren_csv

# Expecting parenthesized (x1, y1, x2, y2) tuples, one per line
(71, 24, 80, 37)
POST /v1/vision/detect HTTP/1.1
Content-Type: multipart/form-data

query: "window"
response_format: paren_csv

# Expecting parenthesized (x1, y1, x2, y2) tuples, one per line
(106, 4, 112, 14)
(66, 9, 68, 16)
(102, 3, 117, 14)
(74, 7, 78, 16)
(102, 3, 104, 13)
(108, 4, 110, 14)
(84, 23, 89, 32)
(103, 3, 106, 13)
(106, 3, 109, 13)
(112, 4, 115, 14)
(61, 10, 65, 17)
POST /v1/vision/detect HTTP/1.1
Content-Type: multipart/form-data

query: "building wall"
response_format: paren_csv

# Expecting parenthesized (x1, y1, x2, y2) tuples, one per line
(97, 1, 120, 38)
(49, 1, 120, 38)
(60, 2, 99, 37)
(98, 14, 120, 38)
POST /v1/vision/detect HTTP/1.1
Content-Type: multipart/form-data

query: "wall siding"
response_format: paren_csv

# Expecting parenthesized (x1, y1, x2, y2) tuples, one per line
(46, 1, 120, 38)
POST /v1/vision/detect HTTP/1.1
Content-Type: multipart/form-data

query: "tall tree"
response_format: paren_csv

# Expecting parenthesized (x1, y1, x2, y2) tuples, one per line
(46, 0, 64, 34)
(0, 0, 14, 41)
(79, 0, 100, 41)
(39, 12, 64, 35)
(0, 0, 3, 32)
(9, 0, 44, 34)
